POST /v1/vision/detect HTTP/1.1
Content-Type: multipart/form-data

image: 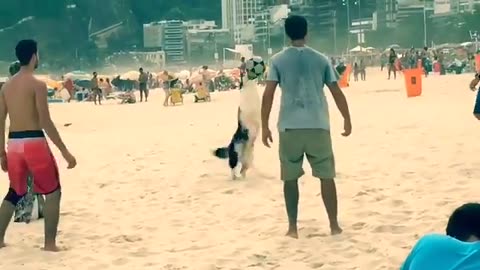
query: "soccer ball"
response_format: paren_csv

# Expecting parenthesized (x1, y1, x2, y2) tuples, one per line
(245, 56, 265, 80)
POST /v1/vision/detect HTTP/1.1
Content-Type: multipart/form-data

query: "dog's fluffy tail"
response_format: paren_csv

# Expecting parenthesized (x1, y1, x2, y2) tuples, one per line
(212, 147, 229, 159)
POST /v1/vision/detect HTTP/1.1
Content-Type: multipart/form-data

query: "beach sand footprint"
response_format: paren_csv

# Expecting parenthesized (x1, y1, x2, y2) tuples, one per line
(109, 234, 143, 244)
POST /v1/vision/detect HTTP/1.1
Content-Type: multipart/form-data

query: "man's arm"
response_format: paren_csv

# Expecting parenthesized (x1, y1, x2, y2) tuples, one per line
(327, 82, 351, 122)
(261, 61, 280, 129)
(261, 81, 278, 129)
(324, 61, 351, 122)
(35, 81, 68, 153)
(0, 86, 7, 156)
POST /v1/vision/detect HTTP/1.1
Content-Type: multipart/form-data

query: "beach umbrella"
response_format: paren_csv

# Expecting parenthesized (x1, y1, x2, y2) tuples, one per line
(64, 70, 90, 80)
(189, 69, 217, 84)
(461, 41, 473, 47)
(120, 70, 139, 80)
(387, 44, 401, 49)
(175, 70, 191, 80)
(35, 75, 63, 90)
(224, 68, 241, 79)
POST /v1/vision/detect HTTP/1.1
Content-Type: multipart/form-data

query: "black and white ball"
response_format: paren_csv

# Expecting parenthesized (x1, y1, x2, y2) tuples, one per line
(245, 57, 265, 80)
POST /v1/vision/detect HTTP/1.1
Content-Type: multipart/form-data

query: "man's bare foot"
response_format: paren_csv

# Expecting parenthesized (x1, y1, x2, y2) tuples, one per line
(330, 225, 343, 235)
(285, 227, 298, 239)
(42, 244, 62, 252)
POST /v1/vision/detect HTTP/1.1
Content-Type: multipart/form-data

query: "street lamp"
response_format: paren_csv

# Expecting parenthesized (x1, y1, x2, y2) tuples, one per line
(423, 3, 427, 46)
(342, 0, 351, 51)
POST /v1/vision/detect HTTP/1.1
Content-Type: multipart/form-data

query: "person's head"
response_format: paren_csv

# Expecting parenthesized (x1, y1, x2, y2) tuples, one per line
(446, 203, 480, 242)
(424, 46, 428, 51)
(163, 70, 168, 75)
(15, 39, 39, 70)
(202, 65, 208, 70)
(99, 78, 104, 82)
(106, 78, 110, 83)
(285, 15, 308, 42)
(139, 67, 143, 73)
(93, 71, 97, 77)
(240, 57, 245, 62)
(390, 48, 395, 54)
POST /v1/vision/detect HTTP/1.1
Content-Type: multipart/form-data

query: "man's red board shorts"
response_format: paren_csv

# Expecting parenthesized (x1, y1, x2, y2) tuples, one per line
(7, 130, 60, 195)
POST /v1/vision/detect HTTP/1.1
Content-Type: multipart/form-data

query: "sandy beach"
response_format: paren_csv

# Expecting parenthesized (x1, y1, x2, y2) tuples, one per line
(1, 69, 479, 270)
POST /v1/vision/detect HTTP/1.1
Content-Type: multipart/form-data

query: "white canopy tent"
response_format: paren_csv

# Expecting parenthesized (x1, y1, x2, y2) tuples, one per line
(349, 45, 371, 52)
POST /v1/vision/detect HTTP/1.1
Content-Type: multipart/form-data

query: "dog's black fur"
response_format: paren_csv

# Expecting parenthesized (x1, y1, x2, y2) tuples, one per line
(213, 109, 249, 170)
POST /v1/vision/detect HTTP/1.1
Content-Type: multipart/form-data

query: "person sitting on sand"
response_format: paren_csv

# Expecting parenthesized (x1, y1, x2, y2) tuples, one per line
(401, 203, 480, 269)
(119, 91, 136, 104)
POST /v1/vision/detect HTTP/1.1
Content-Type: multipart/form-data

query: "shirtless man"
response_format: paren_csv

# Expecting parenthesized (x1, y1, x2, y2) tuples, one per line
(138, 68, 149, 102)
(91, 72, 101, 105)
(0, 39, 77, 251)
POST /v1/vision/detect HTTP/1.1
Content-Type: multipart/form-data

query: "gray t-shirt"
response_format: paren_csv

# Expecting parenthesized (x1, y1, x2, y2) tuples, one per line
(267, 47, 338, 132)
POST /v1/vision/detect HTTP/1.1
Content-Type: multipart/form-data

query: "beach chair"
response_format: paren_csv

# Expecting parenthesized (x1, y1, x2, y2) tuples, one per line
(194, 85, 211, 103)
(170, 88, 184, 105)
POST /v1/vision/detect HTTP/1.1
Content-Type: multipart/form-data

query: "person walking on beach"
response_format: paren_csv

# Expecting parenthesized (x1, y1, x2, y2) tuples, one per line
(91, 71, 101, 105)
(0, 39, 76, 251)
(261, 15, 352, 238)
(138, 67, 149, 102)
(239, 57, 246, 89)
(359, 59, 366, 81)
(388, 48, 397, 80)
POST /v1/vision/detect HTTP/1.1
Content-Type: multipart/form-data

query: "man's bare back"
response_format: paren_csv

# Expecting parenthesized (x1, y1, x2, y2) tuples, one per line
(2, 72, 45, 132)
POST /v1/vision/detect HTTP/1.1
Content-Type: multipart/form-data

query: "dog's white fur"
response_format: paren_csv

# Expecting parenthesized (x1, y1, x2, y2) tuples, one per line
(234, 79, 261, 179)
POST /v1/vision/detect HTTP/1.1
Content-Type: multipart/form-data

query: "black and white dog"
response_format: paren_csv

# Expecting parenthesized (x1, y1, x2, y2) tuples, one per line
(213, 79, 261, 179)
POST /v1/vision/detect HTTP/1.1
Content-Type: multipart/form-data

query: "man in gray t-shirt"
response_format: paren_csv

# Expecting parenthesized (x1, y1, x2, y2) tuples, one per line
(261, 15, 352, 238)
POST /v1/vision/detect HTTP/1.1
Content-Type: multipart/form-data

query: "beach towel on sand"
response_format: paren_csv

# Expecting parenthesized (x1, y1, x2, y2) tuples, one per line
(14, 175, 44, 223)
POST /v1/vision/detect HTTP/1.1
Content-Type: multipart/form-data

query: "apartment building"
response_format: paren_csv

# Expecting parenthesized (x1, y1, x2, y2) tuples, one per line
(143, 20, 187, 64)
(221, 0, 267, 43)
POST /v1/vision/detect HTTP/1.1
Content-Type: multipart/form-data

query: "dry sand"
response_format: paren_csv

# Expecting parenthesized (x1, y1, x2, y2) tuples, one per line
(1, 69, 480, 270)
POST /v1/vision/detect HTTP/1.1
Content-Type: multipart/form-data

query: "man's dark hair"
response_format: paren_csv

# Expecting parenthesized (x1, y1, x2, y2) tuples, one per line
(15, 39, 37, 66)
(446, 203, 480, 241)
(284, 15, 308, 41)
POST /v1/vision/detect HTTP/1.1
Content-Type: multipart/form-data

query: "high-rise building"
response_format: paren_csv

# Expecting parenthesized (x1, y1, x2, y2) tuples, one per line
(375, 0, 398, 29)
(143, 20, 187, 64)
(289, 0, 335, 34)
(222, 0, 266, 43)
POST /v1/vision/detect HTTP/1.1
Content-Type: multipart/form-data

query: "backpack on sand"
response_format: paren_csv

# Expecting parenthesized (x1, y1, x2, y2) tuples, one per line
(14, 176, 44, 224)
